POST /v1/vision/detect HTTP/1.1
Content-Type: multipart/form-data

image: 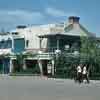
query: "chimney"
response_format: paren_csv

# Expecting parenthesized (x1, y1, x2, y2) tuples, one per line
(68, 16, 80, 24)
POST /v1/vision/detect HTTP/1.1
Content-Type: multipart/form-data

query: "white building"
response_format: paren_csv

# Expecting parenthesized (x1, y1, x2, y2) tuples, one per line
(0, 32, 25, 74)
(15, 16, 94, 52)
(15, 23, 64, 52)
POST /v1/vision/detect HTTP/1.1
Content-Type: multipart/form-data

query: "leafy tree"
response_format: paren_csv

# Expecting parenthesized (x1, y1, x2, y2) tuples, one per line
(80, 35, 100, 79)
(54, 53, 67, 78)
(54, 34, 100, 79)
(14, 53, 24, 72)
(54, 52, 80, 78)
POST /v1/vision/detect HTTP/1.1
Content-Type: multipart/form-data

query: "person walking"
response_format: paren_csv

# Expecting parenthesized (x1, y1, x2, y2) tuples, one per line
(82, 65, 90, 83)
(76, 64, 82, 83)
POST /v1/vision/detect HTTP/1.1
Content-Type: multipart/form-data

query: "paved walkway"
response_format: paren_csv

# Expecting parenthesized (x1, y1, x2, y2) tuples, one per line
(0, 76, 100, 100)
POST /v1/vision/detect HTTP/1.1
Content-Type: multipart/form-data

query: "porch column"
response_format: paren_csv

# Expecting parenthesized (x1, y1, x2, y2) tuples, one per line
(23, 59, 27, 70)
(57, 37, 60, 50)
(9, 59, 13, 73)
(51, 60, 55, 76)
(12, 37, 14, 50)
(39, 38, 43, 50)
(38, 60, 43, 75)
(55, 37, 61, 58)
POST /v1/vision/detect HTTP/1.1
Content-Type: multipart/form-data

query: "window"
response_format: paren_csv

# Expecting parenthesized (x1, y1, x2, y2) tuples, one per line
(26, 40, 29, 47)
(1, 40, 5, 49)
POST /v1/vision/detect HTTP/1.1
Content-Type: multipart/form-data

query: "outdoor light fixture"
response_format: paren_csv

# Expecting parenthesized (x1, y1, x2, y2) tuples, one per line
(73, 50, 79, 56)
(55, 49, 61, 54)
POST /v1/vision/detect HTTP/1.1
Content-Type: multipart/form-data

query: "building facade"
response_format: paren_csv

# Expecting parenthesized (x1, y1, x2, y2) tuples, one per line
(0, 32, 25, 74)
(0, 16, 96, 76)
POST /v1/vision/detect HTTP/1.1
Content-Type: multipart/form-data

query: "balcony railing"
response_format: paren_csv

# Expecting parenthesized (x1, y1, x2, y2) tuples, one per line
(42, 47, 79, 54)
(37, 52, 54, 60)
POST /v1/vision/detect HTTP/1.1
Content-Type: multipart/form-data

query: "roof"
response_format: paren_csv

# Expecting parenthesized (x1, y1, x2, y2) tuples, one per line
(64, 23, 94, 37)
(38, 19, 95, 38)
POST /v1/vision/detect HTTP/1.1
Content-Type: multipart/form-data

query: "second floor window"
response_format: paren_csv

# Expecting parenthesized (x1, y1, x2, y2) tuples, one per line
(0, 40, 12, 49)
(26, 40, 29, 47)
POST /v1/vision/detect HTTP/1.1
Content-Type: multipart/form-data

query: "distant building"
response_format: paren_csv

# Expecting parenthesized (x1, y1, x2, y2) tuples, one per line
(0, 32, 25, 74)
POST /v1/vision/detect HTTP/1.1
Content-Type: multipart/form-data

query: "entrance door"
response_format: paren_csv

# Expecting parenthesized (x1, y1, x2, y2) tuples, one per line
(0, 58, 10, 74)
(25, 60, 40, 74)
(3, 58, 10, 74)
(42, 60, 49, 76)
(0, 60, 3, 73)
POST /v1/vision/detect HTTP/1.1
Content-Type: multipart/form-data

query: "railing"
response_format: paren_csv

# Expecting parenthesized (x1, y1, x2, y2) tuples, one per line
(37, 52, 54, 59)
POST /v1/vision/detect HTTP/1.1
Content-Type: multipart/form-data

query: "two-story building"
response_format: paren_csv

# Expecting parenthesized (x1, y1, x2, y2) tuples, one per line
(12, 16, 95, 76)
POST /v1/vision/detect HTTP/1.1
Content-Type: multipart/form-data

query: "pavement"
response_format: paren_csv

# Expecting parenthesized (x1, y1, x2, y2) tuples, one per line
(0, 76, 100, 100)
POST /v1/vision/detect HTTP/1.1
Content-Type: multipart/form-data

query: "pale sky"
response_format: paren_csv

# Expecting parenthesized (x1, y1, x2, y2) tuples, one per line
(0, 0, 100, 36)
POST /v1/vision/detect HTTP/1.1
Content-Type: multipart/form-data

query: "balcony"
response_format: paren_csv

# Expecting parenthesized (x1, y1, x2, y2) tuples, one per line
(37, 52, 54, 60)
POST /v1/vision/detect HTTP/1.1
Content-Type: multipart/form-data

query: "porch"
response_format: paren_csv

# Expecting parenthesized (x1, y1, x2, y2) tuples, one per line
(38, 33, 81, 53)
(9, 53, 55, 77)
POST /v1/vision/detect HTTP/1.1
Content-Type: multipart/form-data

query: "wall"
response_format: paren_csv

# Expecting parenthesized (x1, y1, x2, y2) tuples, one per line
(16, 24, 64, 51)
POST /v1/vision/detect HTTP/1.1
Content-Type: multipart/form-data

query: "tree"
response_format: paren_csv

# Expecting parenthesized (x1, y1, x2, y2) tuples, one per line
(54, 53, 67, 78)
(54, 52, 80, 78)
(80, 35, 100, 79)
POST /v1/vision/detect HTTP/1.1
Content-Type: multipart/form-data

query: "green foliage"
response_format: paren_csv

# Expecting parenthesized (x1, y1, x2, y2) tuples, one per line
(80, 35, 100, 78)
(15, 53, 37, 67)
(54, 53, 80, 78)
(16, 53, 24, 67)
(54, 53, 67, 78)
(14, 53, 38, 73)
(54, 35, 100, 79)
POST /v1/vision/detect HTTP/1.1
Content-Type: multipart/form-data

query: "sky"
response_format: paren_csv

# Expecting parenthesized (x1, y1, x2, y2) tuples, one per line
(0, 0, 100, 36)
